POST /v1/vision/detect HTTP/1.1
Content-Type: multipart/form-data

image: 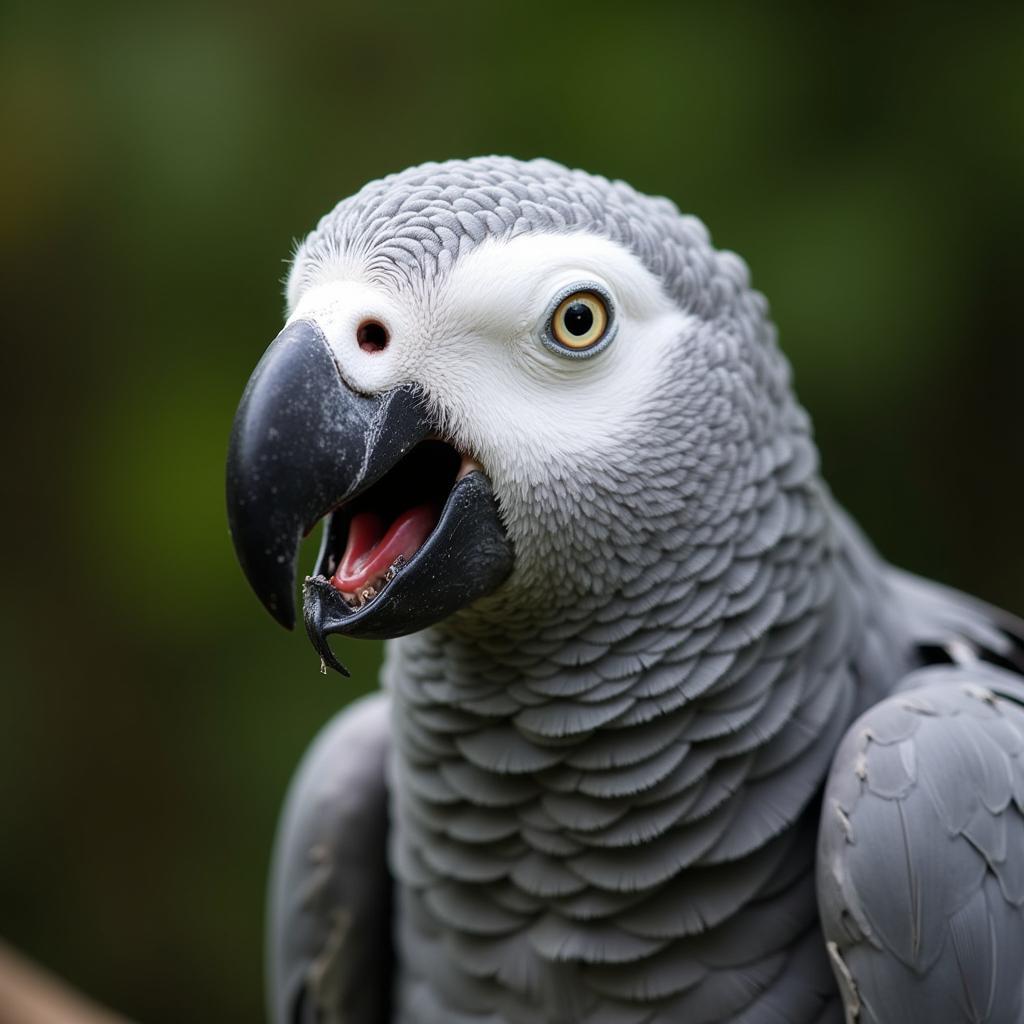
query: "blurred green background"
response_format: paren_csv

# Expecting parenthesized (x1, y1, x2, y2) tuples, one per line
(2, 1, 1022, 1020)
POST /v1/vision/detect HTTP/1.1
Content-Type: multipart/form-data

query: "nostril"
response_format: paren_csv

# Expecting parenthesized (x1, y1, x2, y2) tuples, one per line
(357, 319, 389, 354)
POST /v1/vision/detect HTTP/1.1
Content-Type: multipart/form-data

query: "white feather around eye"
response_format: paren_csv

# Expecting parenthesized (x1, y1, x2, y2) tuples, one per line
(419, 233, 691, 481)
(282, 232, 692, 483)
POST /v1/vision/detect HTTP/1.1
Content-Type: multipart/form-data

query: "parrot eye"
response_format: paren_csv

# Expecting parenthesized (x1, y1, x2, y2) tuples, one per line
(542, 284, 615, 358)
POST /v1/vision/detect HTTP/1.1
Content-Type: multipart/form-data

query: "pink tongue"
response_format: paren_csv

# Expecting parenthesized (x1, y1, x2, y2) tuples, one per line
(331, 505, 439, 593)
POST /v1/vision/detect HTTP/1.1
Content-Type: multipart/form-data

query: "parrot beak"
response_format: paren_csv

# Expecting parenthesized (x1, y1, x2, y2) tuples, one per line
(226, 319, 514, 675)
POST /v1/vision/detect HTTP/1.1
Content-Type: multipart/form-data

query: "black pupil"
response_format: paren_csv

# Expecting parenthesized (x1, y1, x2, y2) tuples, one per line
(563, 301, 594, 337)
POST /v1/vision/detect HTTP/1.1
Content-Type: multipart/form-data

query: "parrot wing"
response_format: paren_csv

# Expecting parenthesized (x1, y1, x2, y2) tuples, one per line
(818, 567, 1024, 1024)
(885, 565, 1024, 673)
(267, 691, 393, 1024)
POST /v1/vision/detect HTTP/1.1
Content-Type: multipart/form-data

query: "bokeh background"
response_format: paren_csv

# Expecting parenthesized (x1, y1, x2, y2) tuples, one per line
(2, 2, 1022, 1020)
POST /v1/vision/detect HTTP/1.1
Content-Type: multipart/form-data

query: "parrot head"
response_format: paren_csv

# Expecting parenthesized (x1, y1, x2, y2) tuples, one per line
(226, 157, 801, 674)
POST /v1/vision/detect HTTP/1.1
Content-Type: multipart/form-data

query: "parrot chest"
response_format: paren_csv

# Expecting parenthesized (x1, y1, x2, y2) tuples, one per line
(384, 648, 883, 1014)
(386, 704, 837, 1024)
(381, 493, 905, 1023)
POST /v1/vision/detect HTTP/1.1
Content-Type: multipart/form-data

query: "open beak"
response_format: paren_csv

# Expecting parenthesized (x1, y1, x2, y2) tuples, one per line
(226, 319, 514, 675)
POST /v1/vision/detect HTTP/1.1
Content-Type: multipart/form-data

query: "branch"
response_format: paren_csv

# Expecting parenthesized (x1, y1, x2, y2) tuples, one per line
(0, 940, 133, 1024)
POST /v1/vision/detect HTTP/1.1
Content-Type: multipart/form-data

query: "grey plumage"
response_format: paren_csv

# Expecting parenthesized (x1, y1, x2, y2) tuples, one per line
(264, 157, 1024, 1023)
(268, 694, 392, 1023)
(818, 662, 1024, 1023)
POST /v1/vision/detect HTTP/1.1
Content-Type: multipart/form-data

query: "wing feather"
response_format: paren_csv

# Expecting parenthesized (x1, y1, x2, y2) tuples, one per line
(267, 692, 392, 1024)
(818, 664, 1024, 1023)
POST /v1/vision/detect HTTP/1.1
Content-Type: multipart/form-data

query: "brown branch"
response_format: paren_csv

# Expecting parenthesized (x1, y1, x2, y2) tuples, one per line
(0, 941, 133, 1024)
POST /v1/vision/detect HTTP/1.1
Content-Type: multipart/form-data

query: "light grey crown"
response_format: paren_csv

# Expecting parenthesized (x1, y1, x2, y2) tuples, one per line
(290, 155, 751, 322)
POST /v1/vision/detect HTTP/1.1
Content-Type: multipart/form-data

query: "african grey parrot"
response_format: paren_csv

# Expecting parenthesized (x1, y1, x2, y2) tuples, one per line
(225, 157, 1024, 1024)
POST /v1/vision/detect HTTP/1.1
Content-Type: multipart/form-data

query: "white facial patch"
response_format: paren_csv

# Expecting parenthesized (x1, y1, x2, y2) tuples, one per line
(286, 279, 415, 396)
(419, 233, 690, 484)
(285, 231, 694, 493)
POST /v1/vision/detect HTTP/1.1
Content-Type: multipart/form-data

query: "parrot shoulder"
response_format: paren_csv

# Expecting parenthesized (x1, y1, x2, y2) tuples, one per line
(817, 663, 1024, 1023)
(267, 691, 393, 1024)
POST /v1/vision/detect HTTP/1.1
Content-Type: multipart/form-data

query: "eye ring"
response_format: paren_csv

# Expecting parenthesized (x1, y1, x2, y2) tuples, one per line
(541, 283, 616, 359)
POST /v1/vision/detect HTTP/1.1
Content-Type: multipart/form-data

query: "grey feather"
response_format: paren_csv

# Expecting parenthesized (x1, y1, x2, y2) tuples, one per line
(262, 156, 1024, 1023)
(267, 692, 392, 1024)
(818, 663, 1024, 1023)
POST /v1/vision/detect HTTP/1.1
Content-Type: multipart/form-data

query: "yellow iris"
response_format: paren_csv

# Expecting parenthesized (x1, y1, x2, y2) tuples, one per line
(550, 291, 609, 350)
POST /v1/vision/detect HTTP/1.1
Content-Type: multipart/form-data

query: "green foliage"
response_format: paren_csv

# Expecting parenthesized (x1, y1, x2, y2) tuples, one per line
(1, 3, 1021, 1020)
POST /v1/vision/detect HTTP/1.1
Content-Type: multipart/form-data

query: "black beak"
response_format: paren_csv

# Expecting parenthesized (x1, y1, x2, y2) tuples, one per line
(226, 319, 429, 629)
(226, 319, 513, 674)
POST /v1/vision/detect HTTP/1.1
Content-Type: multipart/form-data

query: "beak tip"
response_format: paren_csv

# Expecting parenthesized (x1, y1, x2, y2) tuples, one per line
(228, 512, 299, 630)
(262, 589, 297, 631)
(274, 610, 297, 632)
(301, 576, 351, 677)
